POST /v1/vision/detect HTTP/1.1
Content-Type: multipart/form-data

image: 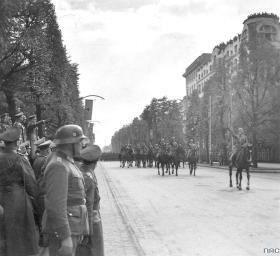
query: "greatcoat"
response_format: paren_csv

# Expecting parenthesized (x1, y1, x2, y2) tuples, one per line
(0, 147, 39, 256)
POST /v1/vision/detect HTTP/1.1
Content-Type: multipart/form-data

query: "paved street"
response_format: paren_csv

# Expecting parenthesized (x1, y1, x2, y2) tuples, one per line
(96, 161, 280, 256)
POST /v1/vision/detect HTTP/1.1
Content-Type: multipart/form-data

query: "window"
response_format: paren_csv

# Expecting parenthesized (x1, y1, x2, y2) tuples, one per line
(234, 45, 237, 53)
(258, 24, 277, 41)
(242, 29, 248, 40)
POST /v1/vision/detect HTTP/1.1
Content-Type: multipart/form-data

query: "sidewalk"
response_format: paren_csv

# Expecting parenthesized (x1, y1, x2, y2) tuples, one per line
(198, 162, 280, 173)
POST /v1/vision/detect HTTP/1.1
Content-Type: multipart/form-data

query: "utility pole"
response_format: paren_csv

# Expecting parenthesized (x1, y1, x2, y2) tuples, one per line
(209, 95, 212, 165)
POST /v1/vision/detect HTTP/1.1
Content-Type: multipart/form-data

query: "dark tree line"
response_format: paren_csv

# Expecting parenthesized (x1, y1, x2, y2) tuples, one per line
(0, 0, 85, 137)
(111, 97, 184, 152)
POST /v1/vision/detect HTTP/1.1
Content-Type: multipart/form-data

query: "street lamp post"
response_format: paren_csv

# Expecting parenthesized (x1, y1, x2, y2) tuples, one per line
(209, 95, 212, 165)
(199, 92, 212, 165)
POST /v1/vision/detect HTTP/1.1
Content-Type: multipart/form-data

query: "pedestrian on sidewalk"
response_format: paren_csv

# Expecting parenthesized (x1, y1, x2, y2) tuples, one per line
(76, 144, 104, 256)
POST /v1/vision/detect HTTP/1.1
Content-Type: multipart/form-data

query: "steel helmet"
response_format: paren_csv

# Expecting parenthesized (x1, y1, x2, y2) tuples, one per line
(54, 125, 86, 145)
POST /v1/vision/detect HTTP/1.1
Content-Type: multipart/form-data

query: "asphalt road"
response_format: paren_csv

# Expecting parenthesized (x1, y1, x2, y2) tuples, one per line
(95, 161, 280, 256)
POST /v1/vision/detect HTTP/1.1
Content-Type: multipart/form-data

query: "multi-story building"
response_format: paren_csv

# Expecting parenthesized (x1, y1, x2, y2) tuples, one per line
(183, 13, 280, 98)
(182, 13, 280, 162)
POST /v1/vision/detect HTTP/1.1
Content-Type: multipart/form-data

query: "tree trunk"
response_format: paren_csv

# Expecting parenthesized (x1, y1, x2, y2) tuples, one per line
(4, 88, 17, 121)
(35, 102, 44, 137)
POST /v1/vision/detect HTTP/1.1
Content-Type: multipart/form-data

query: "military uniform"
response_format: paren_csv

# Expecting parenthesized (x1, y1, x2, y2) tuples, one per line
(13, 121, 26, 144)
(32, 140, 52, 230)
(230, 130, 249, 163)
(42, 125, 89, 256)
(76, 145, 104, 256)
(170, 141, 178, 156)
(42, 150, 89, 255)
(78, 165, 104, 256)
(159, 140, 167, 155)
(0, 128, 39, 256)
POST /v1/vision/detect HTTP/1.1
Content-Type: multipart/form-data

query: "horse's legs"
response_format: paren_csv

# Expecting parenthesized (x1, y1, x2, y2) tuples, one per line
(235, 170, 239, 187)
(194, 162, 197, 176)
(246, 168, 250, 190)
(161, 162, 165, 176)
(238, 169, 243, 190)
(229, 165, 233, 187)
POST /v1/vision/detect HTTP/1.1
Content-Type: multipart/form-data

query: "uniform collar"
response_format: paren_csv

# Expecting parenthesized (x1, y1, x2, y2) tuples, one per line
(56, 150, 75, 164)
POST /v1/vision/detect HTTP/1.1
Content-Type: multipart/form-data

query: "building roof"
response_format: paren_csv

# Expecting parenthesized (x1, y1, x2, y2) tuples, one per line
(183, 53, 211, 78)
(243, 12, 279, 24)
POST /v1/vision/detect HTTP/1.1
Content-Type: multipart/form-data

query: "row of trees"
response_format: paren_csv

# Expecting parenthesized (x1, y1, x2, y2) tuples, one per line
(111, 97, 184, 152)
(185, 27, 280, 166)
(0, 0, 85, 137)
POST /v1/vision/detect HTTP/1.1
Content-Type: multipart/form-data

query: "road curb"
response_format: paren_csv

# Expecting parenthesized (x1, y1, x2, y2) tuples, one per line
(197, 164, 280, 174)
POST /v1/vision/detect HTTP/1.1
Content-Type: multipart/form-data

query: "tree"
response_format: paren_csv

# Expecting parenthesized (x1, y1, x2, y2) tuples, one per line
(234, 27, 280, 166)
(0, 0, 86, 138)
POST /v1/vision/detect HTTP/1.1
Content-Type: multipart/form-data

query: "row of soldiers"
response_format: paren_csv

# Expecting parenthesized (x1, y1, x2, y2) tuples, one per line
(0, 111, 46, 158)
(122, 137, 197, 157)
(0, 124, 104, 256)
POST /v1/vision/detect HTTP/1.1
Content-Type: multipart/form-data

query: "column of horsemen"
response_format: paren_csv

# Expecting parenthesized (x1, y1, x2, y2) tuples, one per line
(0, 111, 104, 256)
(119, 128, 252, 190)
(119, 137, 200, 176)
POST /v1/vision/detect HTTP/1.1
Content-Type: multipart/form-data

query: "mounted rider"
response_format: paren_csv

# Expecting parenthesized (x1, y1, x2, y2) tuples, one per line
(126, 143, 134, 156)
(187, 139, 198, 160)
(140, 142, 148, 155)
(228, 127, 249, 165)
(170, 137, 178, 156)
(159, 138, 167, 155)
(153, 144, 160, 158)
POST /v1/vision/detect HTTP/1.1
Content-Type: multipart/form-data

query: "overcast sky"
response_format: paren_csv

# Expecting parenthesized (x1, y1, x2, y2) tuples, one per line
(51, 0, 280, 148)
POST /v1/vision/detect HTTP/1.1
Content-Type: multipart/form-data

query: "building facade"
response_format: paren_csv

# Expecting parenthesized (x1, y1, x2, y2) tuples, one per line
(183, 13, 280, 162)
(183, 13, 280, 98)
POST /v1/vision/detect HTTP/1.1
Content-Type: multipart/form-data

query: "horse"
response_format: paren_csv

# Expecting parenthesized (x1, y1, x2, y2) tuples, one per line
(171, 146, 186, 176)
(135, 150, 141, 168)
(126, 148, 134, 168)
(187, 147, 198, 176)
(229, 145, 252, 190)
(147, 148, 154, 168)
(119, 147, 127, 168)
(156, 152, 170, 176)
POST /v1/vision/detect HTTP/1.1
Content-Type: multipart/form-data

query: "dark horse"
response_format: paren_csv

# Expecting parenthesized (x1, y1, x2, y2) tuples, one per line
(229, 145, 252, 190)
(119, 147, 134, 168)
(147, 148, 154, 168)
(187, 147, 198, 176)
(171, 146, 186, 176)
(156, 152, 170, 176)
(119, 147, 127, 168)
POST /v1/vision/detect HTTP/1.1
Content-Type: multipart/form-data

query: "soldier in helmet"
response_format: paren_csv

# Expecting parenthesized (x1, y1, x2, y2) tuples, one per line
(0, 127, 38, 256)
(170, 137, 178, 156)
(42, 125, 89, 256)
(159, 138, 167, 155)
(76, 145, 104, 256)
